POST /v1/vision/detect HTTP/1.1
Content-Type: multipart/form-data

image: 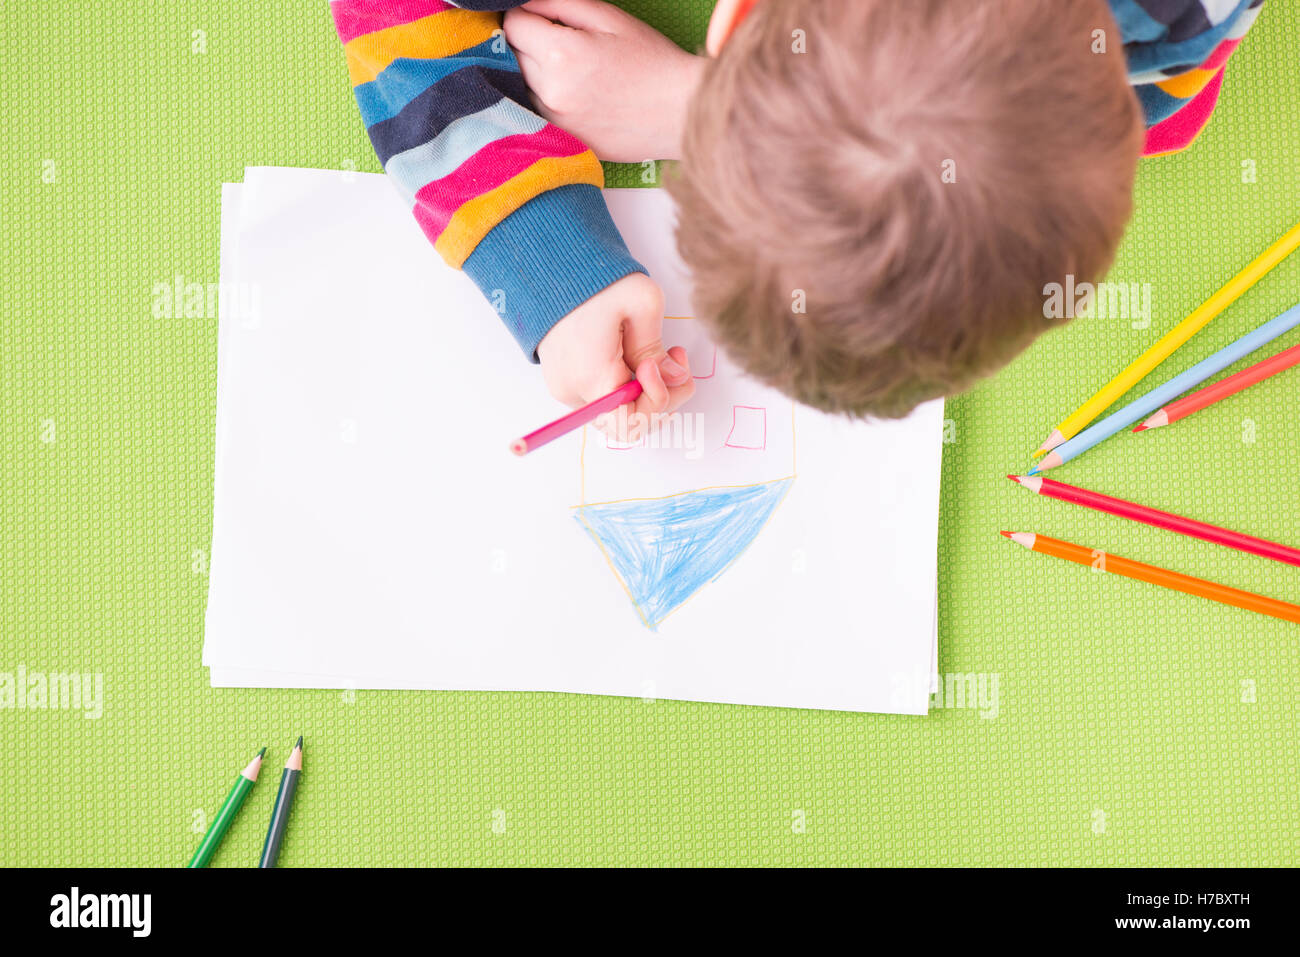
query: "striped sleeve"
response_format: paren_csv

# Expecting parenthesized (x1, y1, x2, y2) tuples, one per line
(330, 0, 646, 360)
(1109, 0, 1266, 156)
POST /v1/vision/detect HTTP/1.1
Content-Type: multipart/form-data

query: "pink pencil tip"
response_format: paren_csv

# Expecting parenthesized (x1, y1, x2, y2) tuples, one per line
(1132, 425, 1147, 433)
(510, 439, 527, 456)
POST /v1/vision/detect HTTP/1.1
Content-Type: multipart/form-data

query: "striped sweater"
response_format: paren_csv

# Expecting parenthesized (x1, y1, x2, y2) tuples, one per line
(1115, 0, 1266, 156)
(331, 0, 1266, 358)
(331, 0, 645, 360)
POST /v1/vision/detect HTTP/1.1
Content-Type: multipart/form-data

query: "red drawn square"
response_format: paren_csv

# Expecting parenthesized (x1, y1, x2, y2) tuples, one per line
(692, 346, 718, 380)
(725, 405, 767, 450)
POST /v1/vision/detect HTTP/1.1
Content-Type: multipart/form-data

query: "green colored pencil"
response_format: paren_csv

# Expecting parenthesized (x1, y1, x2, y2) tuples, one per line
(258, 736, 303, 868)
(187, 747, 265, 868)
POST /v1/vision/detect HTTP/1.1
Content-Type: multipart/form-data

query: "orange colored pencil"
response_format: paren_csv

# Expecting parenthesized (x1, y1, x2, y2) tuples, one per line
(1136, 341, 1300, 431)
(1001, 531, 1300, 624)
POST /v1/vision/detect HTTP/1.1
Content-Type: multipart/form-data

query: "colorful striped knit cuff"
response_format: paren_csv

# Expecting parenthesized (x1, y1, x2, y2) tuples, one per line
(462, 183, 648, 361)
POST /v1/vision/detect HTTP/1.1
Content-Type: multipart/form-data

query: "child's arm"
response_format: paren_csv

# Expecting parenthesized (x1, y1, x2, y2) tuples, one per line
(330, 0, 694, 424)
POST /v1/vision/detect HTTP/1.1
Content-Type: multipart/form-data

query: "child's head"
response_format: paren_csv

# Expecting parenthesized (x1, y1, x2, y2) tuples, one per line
(669, 0, 1144, 418)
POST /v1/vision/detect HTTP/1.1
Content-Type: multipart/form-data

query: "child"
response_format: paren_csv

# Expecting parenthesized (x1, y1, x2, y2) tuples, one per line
(330, 0, 1265, 423)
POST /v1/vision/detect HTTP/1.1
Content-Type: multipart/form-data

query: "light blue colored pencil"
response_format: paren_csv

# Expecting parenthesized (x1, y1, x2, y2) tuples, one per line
(1032, 301, 1300, 472)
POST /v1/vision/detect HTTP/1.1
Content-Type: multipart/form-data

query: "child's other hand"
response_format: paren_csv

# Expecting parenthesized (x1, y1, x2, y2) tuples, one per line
(504, 0, 705, 162)
(537, 273, 695, 444)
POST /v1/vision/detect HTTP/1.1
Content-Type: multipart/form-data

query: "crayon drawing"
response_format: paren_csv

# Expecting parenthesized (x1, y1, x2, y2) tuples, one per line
(574, 313, 798, 630)
(575, 478, 795, 630)
(205, 173, 943, 712)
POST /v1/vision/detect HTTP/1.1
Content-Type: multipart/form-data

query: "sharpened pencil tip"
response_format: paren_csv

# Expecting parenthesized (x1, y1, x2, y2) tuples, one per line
(1132, 424, 1147, 433)
(1005, 474, 1018, 482)
(295, 735, 303, 750)
(1000, 530, 1012, 538)
(1027, 467, 1040, 477)
(257, 747, 266, 758)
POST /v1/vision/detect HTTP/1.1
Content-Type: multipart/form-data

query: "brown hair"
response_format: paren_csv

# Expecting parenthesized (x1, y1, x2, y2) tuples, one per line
(669, 0, 1144, 417)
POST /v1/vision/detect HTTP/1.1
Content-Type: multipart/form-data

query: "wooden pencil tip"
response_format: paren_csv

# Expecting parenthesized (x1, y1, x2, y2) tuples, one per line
(1033, 451, 1063, 473)
(1036, 430, 1065, 454)
(1139, 410, 1169, 431)
(242, 748, 266, 782)
(999, 530, 1013, 538)
(295, 735, 303, 750)
(1005, 474, 1018, 482)
(510, 439, 527, 457)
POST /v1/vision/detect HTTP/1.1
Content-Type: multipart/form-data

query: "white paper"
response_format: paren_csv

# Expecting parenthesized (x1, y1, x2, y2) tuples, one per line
(203, 168, 943, 713)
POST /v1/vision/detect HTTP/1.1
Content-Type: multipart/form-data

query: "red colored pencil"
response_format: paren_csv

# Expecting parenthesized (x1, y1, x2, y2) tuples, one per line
(1008, 474, 1300, 567)
(511, 379, 643, 456)
(1135, 341, 1300, 432)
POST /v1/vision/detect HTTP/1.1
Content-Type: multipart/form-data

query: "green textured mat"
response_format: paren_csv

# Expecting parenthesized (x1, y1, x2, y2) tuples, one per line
(2, 2, 1297, 867)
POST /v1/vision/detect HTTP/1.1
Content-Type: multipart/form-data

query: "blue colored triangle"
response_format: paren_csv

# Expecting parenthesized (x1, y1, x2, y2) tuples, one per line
(576, 478, 794, 629)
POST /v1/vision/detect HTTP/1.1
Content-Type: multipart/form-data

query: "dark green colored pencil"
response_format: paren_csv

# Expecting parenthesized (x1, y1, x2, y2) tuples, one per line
(258, 736, 303, 867)
(187, 747, 265, 868)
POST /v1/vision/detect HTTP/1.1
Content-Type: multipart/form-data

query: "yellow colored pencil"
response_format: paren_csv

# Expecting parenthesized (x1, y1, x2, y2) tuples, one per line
(1034, 220, 1300, 456)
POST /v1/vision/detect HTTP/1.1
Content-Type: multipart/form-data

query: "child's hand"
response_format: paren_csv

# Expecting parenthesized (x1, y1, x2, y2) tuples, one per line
(537, 273, 695, 443)
(504, 0, 706, 162)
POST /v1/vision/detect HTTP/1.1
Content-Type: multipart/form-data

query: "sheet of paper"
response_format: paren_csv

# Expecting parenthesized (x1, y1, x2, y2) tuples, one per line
(203, 167, 943, 713)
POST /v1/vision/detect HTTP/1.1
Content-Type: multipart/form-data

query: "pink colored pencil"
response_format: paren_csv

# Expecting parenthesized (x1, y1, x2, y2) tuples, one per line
(1135, 341, 1300, 431)
(1008, 474, 1300, 567)
(511, 379, 643, 456)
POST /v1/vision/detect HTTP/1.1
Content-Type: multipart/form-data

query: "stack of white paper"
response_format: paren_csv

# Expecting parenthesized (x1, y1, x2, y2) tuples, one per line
(205, 167, 942, 714)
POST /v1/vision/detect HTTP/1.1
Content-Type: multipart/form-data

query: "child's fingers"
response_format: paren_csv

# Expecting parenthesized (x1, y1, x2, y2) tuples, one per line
(594, 398, 640, 444)
(616, 280, 688, 436)
(591, 363, 659, 445)
(501, 6, 574, 60)
(593, 398, 643, 444)
(510, 44, 546, 98)
(520, 0, 623, 32)
(622, 350, 694, 443)
(632, 357, 670, 416)
(619, 286, 691, 392)
(587, 359, 639, 441)
(645, 346, 695, 420)
(513, 52, 564, 125)
(629, 351, 687, 435)
(620, 309, 667, 371)
(658, 345, 696, 415)
(594, 348, 694, 444)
